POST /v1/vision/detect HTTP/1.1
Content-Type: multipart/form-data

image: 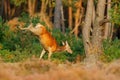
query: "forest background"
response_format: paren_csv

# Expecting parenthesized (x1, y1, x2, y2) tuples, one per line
(0, 0, 120, 63)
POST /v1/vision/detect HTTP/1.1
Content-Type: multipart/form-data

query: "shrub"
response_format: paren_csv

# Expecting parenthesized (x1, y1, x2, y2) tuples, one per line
(0, 14, 85, 62)
(102, 38, 120, 62)
(51, 29, 84, 62)
(0, 16, 42, 62)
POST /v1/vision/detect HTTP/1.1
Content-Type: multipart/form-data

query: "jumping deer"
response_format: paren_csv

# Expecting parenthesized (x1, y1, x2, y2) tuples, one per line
(18, 23, 72, 60)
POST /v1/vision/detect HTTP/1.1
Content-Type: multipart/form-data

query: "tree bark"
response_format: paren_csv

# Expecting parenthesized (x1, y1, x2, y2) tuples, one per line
(68, 0, 73, 30)
(104, 0, 111, 40)
(71, 0, 83, 38)
(39, 0, 53, 30)
(61, 6, 65, 33)
(82, 0, 94, 55)
(40, 0, 48, 14)
(0, 0, 4, 17)
(28, 0, 37, 16)
(54, 0, 62, 29)
(3, 0, 10, 20)
(92, 0, 106, 55)
(82, 0, 106, 65)
(3, 0, 16, 20)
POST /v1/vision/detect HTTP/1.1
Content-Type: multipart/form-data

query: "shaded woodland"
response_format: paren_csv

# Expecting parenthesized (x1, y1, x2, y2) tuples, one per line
(0, 0, 120, 80)
(0, 0, 120, 61)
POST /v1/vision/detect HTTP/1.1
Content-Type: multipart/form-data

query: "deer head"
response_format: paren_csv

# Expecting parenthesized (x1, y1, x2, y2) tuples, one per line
(62, 41, 73, 54)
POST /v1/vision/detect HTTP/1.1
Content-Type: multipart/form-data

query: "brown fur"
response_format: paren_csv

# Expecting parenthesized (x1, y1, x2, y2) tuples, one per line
(19, 23, 72, 60)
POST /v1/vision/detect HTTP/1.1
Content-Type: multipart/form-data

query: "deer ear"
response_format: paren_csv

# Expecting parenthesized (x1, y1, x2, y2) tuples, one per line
(65, 41, 68, 45)
(62, 41, 65, 45)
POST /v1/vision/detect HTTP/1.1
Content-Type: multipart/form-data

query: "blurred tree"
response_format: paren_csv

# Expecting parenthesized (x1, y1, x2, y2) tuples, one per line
(0, 0, 4, 17)
(68, 0, 73, 30)
(103, 0, 112, 40)
(82, 0, 93, 57)
(71, 0, 83, 38)
(3, 0, 26, 20)
(82, 0, 106, 64)
(39, 0, 53, 30)
(54, 0, 63, 29)
(109, 0, 120, 39)
(28, 0, 37, 16)
(3, 0, 14, 20)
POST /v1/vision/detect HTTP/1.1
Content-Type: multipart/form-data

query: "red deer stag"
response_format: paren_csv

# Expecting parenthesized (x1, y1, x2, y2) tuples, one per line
(18, 23, 72, 60)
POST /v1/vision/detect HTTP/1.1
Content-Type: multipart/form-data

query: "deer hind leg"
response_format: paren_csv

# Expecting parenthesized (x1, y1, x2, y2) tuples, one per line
(48, 48, 52, 61)
(39, 49, 46, 60)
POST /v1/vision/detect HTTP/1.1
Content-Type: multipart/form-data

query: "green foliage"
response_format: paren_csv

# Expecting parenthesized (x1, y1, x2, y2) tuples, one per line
(1, 11, 120, 63)
(19, 12, 44, 26)
(110, 1, 120, 25)
(10, 0, 26, 6)
(0, 16, 42, 62)
(102, 38, 120, 62)
(19, 12, 30, 24)
(0, 27, 42, 62)
(1, 12, 120, 63)
(0, 14, 84, 62)
(51, 29, 84, 62)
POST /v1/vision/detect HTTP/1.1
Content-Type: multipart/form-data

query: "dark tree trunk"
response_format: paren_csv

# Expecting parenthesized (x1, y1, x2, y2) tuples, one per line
(54, 0, 62, 29)
(0, 0, 4, 17)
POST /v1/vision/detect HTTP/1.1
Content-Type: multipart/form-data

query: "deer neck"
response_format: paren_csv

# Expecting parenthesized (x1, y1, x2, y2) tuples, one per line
(56, 45, 66, 52)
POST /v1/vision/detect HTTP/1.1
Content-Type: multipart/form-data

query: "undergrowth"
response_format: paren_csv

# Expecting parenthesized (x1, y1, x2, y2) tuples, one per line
(102, 38, 120, 62)
(0, 15, 84, 62)
(0, 13, 120, 63)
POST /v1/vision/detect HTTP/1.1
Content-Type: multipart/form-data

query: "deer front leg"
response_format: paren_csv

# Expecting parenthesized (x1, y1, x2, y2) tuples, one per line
(18, 24, 33, 30)
(39, 49, 46, 60)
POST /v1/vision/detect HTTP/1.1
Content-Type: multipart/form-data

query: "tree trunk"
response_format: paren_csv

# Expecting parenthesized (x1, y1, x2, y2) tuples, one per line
(40, 0, 48, 14)
(0, 0, 4, 17)
(91, 2, 95, 27)
(3, 0, 10, 20)
(28, 0, 37, 16)
(54, 0, 62, 29)
(92, 0, 106, 55)
(68, 0, 73, 30)
(82, 0, 94, 55)
(48, 2, 53, 21)
(104, 0, 111, 40)
(71, 0, 83, 38)
(82, 0, 106, 65)
(39, 0, 53, 30)
(61, 6, 65, 33)
(3, 0, 16, 20)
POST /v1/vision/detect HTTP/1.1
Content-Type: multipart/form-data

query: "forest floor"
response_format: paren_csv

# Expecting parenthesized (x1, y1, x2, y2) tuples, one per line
(0, 58, 120, 80)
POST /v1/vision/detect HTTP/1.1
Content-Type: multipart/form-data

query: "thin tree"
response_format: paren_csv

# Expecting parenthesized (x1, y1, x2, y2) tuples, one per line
(68, 0, 73, 30)
(71, 0, 83, 39)
(0, 0, 4, 17)
(54, 0, 62, 29)
(104, 0, 111, 39)
(3, 0, 15, 20)
(40, 0, 53, 30)
(28, 0, 37, 16)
